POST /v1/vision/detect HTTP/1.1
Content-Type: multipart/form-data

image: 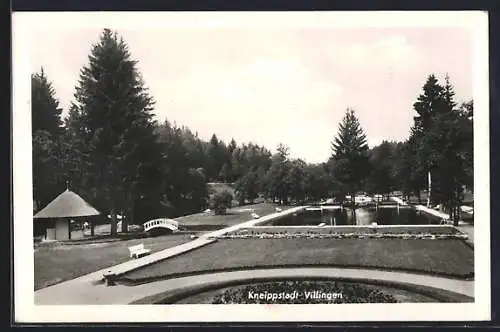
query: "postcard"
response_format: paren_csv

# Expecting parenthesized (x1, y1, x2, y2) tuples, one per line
(13, 10, 490, 322)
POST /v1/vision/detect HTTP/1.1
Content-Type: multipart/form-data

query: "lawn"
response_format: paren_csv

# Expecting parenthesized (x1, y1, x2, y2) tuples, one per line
(119, 238, 474, 282)
(34, 202, 290, 290)
(34, 234, 192, 290)
(176, 202, 290, 228)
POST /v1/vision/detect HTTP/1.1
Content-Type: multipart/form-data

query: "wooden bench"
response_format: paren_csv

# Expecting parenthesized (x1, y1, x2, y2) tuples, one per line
(128, 243, 151, 259)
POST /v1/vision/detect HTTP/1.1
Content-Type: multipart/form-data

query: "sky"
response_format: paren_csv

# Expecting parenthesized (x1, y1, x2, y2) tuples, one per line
(31, 26, 473, 163)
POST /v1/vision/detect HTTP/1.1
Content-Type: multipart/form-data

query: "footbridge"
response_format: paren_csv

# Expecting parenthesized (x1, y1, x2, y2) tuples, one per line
(143, 218, 179, 233)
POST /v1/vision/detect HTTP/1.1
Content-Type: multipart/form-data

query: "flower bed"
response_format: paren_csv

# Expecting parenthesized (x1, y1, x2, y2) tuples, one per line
(208, 280, 401, 304)
(236, 225, 458, 235)
(215, 231, 468, 240)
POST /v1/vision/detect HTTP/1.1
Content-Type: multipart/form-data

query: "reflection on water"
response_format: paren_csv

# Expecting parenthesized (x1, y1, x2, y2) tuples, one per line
(268, 207, 440, 226)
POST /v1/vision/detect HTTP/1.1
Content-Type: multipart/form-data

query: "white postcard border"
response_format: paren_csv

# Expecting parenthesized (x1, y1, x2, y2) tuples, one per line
(13, 11, 491, 323)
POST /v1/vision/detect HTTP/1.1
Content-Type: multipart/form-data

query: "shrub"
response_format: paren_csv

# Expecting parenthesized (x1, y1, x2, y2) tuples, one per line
(212, 190, 233, 215)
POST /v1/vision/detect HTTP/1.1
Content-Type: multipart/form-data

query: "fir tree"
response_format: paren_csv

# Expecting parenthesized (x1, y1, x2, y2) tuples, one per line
(156, 120, 209, 216)
(412, 74, 446, 207)
(330, 108, 370, 210)
(31, 68, 63, 137)
(72, 29, 162, 234)
(412, 74, 446, 135)
(32, 68, 65, 210)
(411, 74, 473, 225)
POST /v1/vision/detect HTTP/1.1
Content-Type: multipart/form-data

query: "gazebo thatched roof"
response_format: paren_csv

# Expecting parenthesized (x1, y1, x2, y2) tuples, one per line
(33, 189, 100, 219)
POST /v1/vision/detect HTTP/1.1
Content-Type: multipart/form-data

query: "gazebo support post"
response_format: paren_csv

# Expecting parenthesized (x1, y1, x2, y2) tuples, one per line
(68, 219, 71, 240)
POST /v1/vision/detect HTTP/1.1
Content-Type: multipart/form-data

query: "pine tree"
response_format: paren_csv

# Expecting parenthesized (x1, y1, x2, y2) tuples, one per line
(208, 133, 226, 181)
(31, 68, 63, 137)
(32, 130, 61, 209)
(72, 29, 162, 234)
(443, 74, 457, 110)
(32, 68, 65, 210)
(156, 120, 209, 217)
(412, 74, 446, 135)
(330, 108, 370, 210)
(427, 75, 471, 225)
(220, 138, 238, 182)
(410, 74, 472, 225)
(411, 74, 447, 207)
(228, 138, 237, 154)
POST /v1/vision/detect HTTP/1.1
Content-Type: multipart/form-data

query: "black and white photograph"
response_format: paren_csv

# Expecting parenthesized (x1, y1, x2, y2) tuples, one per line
(13, 11, 490, 322)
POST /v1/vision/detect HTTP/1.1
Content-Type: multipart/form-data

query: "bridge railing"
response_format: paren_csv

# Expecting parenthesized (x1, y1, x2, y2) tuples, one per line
(143, 218, 179, 232)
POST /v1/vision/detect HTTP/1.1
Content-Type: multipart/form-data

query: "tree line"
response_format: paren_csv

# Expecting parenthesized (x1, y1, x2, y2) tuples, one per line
(32, 29, 473, 234)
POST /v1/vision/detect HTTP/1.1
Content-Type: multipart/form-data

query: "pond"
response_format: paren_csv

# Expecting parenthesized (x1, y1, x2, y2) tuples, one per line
(265, 206, 441, 226)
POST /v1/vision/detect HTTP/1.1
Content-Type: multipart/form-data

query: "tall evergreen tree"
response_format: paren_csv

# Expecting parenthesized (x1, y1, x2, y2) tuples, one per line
(228, 138, 237, 154)
(32, 68, 65, 212)
(412, 74, 446, 135)
(156, 120, 209, 216)
(330, 108, 370, 210)
(72, 29, 162, 234)
(411, 74, 447, 206)
(422, 76, 471, 224)
(207, 133, 229, 181)
(32, 131, 61, 210)
(32, 68, 63, 137)
(409, 74, 473, 225)
(222, 138, 239, 182)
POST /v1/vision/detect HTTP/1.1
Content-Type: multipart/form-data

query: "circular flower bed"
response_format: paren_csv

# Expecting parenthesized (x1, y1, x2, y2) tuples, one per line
(209, 280, 403, 304)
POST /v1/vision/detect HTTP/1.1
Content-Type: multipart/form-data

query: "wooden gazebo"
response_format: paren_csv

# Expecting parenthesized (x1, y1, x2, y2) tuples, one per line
(33, 188, 100, 241)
